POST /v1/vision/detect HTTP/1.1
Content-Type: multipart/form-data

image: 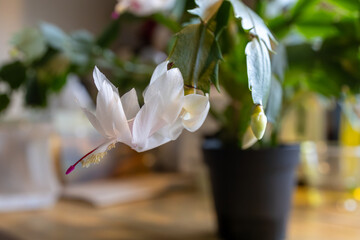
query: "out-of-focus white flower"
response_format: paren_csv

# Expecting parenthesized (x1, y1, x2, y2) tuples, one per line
(66, 61, 209, 174)
(114, 0, 176, 17)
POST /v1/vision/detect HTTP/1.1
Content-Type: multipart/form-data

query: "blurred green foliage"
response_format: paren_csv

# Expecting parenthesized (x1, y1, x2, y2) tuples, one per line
(0, 0, 358, 148)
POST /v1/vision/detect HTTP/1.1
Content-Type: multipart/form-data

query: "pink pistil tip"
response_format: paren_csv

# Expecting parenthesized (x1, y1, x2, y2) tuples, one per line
(66, 165, 75, 175)
(111, 11, 120, 19)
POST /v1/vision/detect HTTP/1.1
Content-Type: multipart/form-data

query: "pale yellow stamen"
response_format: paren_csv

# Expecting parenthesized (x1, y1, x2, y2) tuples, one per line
(107, 143, 116, 151)
(81, 143, 116, 168)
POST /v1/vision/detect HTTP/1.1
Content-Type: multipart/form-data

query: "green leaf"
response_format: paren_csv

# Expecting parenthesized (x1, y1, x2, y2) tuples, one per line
(0, 94, 10, 112)
(266, 76, 282, 123)
(96, 19, 121, 48)
(40, 22, 68, 50)
(168, 2, 229, 93)
(327, 0, 360, 14)
(168, 23, 220, 93)
(65, 31, 94, 65)
(245, 38, 271, 106)
(229, 0, 277, 50)
(295, 23, 339, 39)
(36, 54, 70, 92)
(0, 61, 27, 89)
(25, 76, 47, 107)
(11, 28, 46, 61)
(152, 13, 181, 32)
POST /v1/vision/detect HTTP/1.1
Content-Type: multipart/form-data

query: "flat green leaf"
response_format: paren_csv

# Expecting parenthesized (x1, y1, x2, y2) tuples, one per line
(152, 13, 181, 32)
(0, 61, 27, 89)
(229, 0, 277, 50)
(11, 28, 46, 61)
(245, 38, 271, 106)
(266, 76, 282, 123)
(25, 76, 47, 107)
(96, 19, 121, 48)
(0, 94, 10, 112)
(169, 2, 229, 93)
(295, 23, 339, 39)
(40, 22, 68, 50)
(326, 0, 359, 15)
(168, 23, 220, 93)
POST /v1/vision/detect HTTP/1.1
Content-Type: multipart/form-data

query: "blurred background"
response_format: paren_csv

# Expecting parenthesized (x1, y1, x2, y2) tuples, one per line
(0, 0, 360, 239)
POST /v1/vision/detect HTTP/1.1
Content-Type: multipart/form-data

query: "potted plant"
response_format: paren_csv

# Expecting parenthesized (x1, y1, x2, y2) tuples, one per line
(1, 0, 359, 239)
(198, 0, 360, 239)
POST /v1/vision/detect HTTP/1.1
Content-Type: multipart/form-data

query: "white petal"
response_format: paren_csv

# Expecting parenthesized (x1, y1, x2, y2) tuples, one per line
(144, 68, 184, 123)
(157, 117, 184, 140)
(242, 126, 258, 149)
(149, 60, 169, 85)
(81, 107, 107, 138)
(182, 94, 210, 132)
(93, 66, 118, 94)
(111, 96, 133, 144)
(132, 92, 166, 151)
(188, 0, 223, 23)
(133, 132, 172, 152)
(120, 88, 140, 120)
(95, 81, 118, 137)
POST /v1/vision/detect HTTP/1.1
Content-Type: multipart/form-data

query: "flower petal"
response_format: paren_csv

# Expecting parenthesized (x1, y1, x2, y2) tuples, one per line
(182, 94, 210, 132)
(242, 126, 258, 149)
(135, 132, 172, 152)
(144, 68, 184, 123)
(149, 60, 169, 85)
(188, 0, 224, 23)
(132, 92, 166, 151)
(120, 88, 140, 120)
(81, 107, 107, 138)
(95, 81, 118, 137)
(93, 66, 118, 94)
(112, 95, 133, 144)
(157, 117, 184, 140)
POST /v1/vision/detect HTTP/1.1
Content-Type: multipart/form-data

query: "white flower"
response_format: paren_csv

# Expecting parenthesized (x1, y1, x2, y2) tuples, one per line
(115, 0, 176, 16)
(66, 61, 209, 174)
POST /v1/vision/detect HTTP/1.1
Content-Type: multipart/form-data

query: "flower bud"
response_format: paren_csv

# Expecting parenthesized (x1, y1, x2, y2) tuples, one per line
(242, 126, 258, 149)
(250, 105, 267, 140)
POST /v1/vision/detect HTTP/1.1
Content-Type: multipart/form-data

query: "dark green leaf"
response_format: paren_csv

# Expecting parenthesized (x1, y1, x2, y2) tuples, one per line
(96, 19, 121, 48)
(25, 76, 47, 107)
(169, 23, 219, 93)
(168, 2, 229, 93)
(152, 13, 181, 32)
(0, 61, 27, 89)
(327, 0, 360, 13)
(0, 94, 10, 112)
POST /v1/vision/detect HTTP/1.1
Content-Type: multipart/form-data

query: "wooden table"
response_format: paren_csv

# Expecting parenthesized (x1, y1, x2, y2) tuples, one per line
(0, 188, 360, 240)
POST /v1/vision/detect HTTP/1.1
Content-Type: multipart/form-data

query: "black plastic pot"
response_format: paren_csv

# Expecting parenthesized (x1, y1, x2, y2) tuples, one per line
(203, 140, 300, 240)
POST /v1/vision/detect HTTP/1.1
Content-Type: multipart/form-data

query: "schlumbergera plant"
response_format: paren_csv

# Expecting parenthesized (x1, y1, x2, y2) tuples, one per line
(66, 0, 281, 174)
